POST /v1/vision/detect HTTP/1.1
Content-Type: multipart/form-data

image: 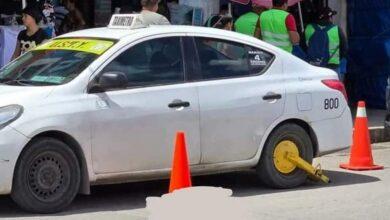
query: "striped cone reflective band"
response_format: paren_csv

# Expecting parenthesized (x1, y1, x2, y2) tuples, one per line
(356, 101, 367, 118)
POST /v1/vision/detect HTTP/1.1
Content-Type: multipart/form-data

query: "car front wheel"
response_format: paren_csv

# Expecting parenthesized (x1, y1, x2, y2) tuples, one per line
(11, 137, 80, 213)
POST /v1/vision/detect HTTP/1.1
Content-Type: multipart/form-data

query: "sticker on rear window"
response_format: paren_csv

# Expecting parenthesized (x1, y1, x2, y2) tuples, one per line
(248, 50, 267, 66)
(34, 39, 114, 55)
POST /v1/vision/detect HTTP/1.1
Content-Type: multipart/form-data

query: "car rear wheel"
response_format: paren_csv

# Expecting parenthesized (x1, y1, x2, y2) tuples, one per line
(256, 123, 313, 189)
(11, 137, 80, 213)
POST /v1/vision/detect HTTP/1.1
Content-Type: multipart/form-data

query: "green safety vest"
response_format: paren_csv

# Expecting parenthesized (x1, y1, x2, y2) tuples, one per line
(305, 24, 340, 65)
(260, 9, 293, 53)
(235, 12, 259, 36)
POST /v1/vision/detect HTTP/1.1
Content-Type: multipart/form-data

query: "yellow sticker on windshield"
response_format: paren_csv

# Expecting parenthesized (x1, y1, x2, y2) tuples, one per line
(34, 39, 114, 55)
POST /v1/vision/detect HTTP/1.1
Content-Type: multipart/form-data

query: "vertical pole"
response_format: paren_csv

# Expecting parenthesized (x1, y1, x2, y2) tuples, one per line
(298, 2, 304, 33)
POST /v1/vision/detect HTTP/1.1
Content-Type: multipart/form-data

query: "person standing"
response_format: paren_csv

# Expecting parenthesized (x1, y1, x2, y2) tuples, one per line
(305, 7, 348, 81)
(42, 0, 56, 37)
(53, 2, 69, 34)
(140, 0, 170, 26)
(59, 0, 86, 34)
(207, 15, 233, 31)
(167, 0, 193, 25)
(157, 0, 170, 21)
(208, 15, 235, 56)
(205, 4, 229, 27)
(12, 6, 49, 60)
(255, 0, 300, 53)
(235, 3, 264, 36)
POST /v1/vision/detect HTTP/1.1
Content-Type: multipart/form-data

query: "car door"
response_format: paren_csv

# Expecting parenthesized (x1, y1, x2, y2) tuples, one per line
(89, 36, 201, 174)
(192, 36, 285, 164)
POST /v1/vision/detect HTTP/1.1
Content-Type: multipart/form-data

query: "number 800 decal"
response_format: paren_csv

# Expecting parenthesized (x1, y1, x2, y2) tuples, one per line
(324, 98, 339, 110)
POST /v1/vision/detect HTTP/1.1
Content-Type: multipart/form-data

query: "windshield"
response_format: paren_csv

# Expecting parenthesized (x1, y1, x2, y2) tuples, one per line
(0, 38, 115, 86)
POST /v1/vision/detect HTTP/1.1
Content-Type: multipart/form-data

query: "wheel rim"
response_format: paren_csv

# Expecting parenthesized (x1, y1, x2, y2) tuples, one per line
(27, 152, 70, 202)
(273, 140, 300, 174)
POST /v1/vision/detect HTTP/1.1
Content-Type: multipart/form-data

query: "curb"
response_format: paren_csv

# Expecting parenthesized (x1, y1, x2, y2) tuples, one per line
(370, 126, 390, 143)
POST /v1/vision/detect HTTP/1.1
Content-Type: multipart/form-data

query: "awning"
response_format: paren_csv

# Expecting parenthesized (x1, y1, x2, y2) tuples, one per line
(230, 0, 302, 7)
(229, 0, 251, 4)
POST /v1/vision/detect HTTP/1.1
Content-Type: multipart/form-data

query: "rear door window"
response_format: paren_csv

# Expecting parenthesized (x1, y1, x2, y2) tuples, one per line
(194, 37, 274, 80)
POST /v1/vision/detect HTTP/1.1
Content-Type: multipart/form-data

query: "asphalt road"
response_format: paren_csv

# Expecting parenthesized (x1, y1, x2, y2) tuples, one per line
(0, 143, 389, 220)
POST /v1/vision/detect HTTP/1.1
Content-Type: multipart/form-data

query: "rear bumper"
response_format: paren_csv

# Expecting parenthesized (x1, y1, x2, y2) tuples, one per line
(0, 126, 29, 194)
(311, 107, 353, 156)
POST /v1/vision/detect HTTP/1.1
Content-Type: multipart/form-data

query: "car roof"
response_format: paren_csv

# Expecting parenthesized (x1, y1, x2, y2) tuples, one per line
(58, 27, 142, 40)
(58, 25, 258, 43)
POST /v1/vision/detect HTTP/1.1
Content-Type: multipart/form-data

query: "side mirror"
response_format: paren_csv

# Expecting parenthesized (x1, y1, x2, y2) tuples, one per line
(89, 71, 128, 93)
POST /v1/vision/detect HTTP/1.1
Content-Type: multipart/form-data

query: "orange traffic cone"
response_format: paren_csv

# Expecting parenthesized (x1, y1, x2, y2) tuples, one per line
(169, 132, 192, 193)
(340, 101, 383, 170)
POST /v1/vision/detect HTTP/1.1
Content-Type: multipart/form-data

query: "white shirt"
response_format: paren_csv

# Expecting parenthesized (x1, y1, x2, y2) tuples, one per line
(140, 10, 171, 26)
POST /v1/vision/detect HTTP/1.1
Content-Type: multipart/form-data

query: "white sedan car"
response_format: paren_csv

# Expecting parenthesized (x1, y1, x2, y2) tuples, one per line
(0, 15, 352, 213)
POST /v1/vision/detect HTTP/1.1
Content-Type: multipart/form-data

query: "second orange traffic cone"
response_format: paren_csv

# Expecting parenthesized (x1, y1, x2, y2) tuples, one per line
(169, 132, 192, 193)
(340, 101, 383, 171)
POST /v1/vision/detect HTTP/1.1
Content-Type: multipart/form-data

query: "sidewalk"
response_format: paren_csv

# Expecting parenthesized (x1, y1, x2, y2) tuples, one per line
(352, 108, 390, 143)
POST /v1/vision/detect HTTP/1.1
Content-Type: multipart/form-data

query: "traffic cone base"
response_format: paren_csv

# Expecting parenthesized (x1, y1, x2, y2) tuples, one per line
(340, 101, 383, 171)
(340, 163, 384, 171)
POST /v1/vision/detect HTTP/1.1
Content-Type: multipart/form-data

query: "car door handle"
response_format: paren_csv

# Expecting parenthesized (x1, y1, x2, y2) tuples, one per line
(263, 93, 282, 100)
(168, 100, 190, 108)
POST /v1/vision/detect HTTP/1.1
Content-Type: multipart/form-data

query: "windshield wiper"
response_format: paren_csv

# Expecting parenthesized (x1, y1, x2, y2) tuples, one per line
(0, 78, 14, 83)
(3, 79, 59, 86)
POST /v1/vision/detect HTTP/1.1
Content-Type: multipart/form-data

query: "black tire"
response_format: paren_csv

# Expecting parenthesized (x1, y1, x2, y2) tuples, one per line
(11, 137, 80, 213)
(256, 123, 313, 189)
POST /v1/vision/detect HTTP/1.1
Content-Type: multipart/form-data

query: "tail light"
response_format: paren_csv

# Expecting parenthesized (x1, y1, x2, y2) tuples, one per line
(321, 79, 348, 101)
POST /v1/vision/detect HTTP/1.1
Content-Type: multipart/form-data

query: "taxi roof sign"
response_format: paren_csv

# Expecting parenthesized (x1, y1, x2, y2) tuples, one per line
(108, 14, 146, 29)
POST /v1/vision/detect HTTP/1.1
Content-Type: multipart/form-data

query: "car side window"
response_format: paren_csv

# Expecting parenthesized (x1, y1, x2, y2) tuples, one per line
(194, 37, 274, 80)
(101, 37, 184, 88)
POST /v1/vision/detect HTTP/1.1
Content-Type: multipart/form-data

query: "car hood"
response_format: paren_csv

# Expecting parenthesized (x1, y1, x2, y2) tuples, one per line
(0, 85, 54, 107)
